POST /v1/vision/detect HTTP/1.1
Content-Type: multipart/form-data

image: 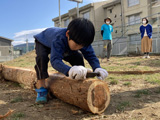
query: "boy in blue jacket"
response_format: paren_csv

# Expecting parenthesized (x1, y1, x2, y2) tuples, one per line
(34, 18, 108, 104)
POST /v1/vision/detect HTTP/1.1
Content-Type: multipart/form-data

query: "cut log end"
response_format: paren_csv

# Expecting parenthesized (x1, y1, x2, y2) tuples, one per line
(87, 81, 110, 114)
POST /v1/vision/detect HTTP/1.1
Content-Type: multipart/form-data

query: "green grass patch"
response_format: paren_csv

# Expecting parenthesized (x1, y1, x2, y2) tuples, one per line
(12, 82, 21, 87)
(134, 62, 141, 65)
(10, 96, 23, 103)
(145, 74, 160, 85)
(123, 82, 132, 86)
(134, 90, 149, 98)
(110, 80, 118, 85)
(117, 101, 130, 111)
(10, 112, 25, 120)
(128, 65, 138, 69)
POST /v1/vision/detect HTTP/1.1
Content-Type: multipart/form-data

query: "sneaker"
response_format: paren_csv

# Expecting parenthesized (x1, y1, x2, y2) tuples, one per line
(142, 55, 147, 59)
(146, 55, 150, 58)
(35, 87, 48, 104)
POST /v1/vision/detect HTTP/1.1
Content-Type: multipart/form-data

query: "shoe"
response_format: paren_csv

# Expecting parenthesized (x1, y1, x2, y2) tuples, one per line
(146, 55, 150, 58)
(142, 55, 147, 59)
(35, 87, 48, 104)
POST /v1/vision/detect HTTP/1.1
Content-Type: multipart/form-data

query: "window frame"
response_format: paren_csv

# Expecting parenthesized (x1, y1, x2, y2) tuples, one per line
(128, 0, 140, 7)
(64, 18, 70, 27)
(128, 14, 141, 25)
(83, 11, 90, 20)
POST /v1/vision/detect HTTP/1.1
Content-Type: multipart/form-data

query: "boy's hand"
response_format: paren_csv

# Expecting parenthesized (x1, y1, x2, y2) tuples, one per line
(69, 66, 87, 80)
(94, 68, 108, 80)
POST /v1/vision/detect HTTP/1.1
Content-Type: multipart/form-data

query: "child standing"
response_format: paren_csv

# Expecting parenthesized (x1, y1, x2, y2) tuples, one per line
(34, 18, 108, 104)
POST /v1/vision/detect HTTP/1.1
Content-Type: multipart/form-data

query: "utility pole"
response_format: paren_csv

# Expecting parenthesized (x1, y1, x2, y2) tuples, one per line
(26, 34, 28, 53)
(26, 39, 28, 53)
(59, 0, 61, 27)
(121, 0, 124, 36)
(77, 2, 79, 17)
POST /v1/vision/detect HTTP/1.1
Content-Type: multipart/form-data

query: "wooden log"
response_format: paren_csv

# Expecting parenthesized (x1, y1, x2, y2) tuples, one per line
(1, 65, 37, 88)
(1, 65, 110, 114)
(0, 64, 3, 79)
(47, 74, 110, 114)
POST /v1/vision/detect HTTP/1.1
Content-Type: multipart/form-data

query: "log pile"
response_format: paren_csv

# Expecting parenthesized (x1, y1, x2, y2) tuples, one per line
(0, 65, 110, 114)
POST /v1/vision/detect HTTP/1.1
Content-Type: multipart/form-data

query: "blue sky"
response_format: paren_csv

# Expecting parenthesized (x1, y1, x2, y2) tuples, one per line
(0, 0, 106, 45)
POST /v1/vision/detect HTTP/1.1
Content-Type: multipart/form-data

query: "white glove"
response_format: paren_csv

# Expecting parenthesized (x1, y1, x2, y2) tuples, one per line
(86, 68, 92, 73)
(69, 66, 88, 80)
(94, 68, 108, 80)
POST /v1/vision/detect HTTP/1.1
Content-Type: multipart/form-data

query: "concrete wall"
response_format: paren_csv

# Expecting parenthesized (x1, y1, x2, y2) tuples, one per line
(0, 38, 11, 46)
(0, 37, 12, 57)
(103, 1, 122, 38)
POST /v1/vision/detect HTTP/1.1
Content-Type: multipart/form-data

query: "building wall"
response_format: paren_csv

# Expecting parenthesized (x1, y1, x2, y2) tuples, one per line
(92, 1, 108, 31)
(123, 0, 148, 35)
(53, 1, 108, 30)
(0, 38, 11, 46)
(52, 0, 160, 56)
(0, 37, 12, 57)
(103, 1, 122, 38)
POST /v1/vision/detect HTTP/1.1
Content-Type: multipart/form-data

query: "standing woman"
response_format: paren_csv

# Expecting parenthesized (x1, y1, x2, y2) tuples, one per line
(140, 18, 152, 58)
(101, 17, 113, 62)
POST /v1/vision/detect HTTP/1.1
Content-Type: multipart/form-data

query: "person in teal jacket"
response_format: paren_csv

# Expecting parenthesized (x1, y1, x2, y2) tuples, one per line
(101, 17, 113, 62)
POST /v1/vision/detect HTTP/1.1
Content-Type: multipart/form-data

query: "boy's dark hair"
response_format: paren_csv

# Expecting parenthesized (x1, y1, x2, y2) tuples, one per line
(67, 18, 95, 46)
(142, 17, 149, 24)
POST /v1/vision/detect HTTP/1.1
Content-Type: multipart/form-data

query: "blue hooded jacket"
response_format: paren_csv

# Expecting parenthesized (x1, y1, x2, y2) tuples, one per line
(34, 27, 101, 75)
(139, 24, 152, 39)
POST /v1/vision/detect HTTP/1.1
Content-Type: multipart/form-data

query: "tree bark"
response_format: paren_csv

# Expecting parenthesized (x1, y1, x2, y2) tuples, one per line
(1, 65, 110, 114)
(1, 65, 36, 88)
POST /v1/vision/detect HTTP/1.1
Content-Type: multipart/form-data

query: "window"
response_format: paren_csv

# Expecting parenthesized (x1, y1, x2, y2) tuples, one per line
(55, 22, 59, 27)
(128, 14, 140, 25)
(109, 9, 112, 13)
(128, 0, 139, 7)
(83, 12, 90, 20)
(64, 19, 70, 27)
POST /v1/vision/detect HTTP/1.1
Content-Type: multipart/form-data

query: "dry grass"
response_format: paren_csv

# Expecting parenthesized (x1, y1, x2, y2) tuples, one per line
(3, 50, 160, 85)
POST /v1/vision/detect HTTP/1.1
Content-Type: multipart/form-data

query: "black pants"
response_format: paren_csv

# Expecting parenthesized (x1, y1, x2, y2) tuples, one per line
(35, 40, 84, 80)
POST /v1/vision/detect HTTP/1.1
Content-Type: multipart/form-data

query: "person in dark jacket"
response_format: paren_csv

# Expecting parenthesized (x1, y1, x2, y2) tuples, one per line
(140, 17, 152, 58)
(34, 18, 108, 104)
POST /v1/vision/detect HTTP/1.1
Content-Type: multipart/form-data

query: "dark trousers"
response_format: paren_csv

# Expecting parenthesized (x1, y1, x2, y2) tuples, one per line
(102, 40, 112, 59)
(34, 40, 84, 80)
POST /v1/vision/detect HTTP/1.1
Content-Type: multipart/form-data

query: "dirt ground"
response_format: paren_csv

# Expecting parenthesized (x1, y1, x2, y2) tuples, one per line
(0, 55, 160, 120)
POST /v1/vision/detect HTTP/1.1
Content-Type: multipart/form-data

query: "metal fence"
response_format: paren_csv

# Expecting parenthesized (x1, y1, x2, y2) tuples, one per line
(92, 12, 160, 56)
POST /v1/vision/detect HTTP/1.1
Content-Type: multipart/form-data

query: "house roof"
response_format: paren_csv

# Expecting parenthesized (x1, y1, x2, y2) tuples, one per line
(0, 36, 14, 42)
